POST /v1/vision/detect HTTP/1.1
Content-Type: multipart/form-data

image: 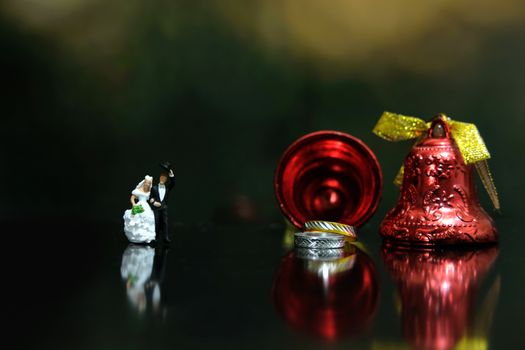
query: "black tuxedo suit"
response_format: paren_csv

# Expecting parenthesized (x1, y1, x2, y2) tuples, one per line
(149, 176, 174, 241)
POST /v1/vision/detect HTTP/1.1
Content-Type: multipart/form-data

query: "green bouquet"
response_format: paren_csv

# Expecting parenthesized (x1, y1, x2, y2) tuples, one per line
(131, 204, 144, 215)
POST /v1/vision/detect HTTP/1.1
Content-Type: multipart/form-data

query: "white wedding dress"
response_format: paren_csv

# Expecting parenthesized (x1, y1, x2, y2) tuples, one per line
(123, 189, 156, 243)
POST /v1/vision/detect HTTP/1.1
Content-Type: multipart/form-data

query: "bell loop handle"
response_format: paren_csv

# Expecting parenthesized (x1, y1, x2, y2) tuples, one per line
(428, 114, 451, 139)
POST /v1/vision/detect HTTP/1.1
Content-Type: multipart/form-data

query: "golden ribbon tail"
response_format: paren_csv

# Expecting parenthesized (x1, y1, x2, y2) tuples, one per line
(449, 121, 500, 211)
(373, 112, 500, 210)
(475, 160, 501, 211)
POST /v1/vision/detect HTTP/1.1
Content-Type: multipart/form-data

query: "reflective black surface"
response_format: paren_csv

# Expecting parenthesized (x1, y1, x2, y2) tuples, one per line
(9, 212, 521, 350)
(3, 2, 525, 348)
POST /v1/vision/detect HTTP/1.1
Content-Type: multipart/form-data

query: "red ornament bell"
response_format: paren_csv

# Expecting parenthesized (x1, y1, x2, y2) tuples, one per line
(380, 115, 498, 245)
(275, 131, 382, 228)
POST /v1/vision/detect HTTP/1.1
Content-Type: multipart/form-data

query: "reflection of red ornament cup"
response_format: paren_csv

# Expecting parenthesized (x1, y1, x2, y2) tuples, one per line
(275, 131, 383, 228)
(272, 248, 379, 340)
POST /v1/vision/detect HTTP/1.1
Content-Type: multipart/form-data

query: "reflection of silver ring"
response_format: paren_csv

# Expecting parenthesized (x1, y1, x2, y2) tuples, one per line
(294, 231, 346, 249)
(303, 220, 357, 240)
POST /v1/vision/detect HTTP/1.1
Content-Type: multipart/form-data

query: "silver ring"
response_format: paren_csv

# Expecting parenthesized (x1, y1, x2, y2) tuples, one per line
(295, 247, 344, 261)
(294, 231, 346, 249)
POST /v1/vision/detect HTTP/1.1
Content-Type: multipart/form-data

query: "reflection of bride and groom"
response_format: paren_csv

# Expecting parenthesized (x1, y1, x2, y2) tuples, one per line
(123, 162, 174, 244)
(120, 244, 169, 315)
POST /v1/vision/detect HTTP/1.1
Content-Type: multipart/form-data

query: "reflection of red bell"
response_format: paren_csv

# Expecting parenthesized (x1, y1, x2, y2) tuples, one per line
(272, 247, 379, 340)
(380, 116, 497, 245)
(381, 244, 499, 350)
(275, 131, 382, 228)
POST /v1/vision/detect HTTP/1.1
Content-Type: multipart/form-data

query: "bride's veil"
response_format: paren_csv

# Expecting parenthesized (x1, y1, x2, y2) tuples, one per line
(135, 175, 153, 190)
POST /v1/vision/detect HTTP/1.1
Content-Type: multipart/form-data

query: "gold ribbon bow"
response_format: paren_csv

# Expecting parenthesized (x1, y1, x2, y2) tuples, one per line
(373, 111, 500, 210)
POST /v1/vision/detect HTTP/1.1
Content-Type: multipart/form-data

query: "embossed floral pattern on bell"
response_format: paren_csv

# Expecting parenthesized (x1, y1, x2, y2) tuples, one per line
(380, 116, 498, 245)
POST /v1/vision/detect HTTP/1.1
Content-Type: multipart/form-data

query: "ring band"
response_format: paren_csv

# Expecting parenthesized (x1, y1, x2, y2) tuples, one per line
(303, 220, 357, 240)
(295, 247, 344, 261)
(294, 231, 346, 249)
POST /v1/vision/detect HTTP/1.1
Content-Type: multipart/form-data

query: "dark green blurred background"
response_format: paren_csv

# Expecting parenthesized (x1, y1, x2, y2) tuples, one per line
(3, 2, 525, 349)
(2, 0, 524, 224)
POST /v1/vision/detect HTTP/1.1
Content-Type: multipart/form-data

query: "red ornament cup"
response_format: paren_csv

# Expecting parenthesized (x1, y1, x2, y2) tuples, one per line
(275, 131, 382, 228)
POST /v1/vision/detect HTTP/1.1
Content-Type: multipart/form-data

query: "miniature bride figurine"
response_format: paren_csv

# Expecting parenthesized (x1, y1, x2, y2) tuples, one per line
(123, 175, 156, 243)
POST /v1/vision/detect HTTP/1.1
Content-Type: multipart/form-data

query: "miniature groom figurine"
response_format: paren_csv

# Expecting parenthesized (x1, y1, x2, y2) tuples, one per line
(149, 162, 175, 243)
